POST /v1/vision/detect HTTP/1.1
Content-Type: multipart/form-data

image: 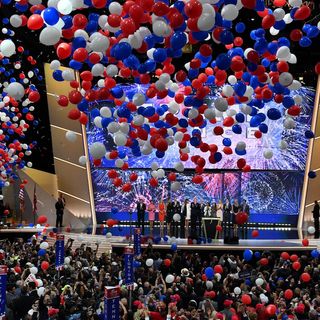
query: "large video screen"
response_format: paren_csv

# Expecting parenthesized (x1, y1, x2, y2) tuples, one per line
(87, 85, 315, 170)
(92, 168, 303, 225)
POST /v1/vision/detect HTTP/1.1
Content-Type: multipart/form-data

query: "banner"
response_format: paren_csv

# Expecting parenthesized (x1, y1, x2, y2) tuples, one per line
(134, 228, 141, 256)
(104, 286, 120, 320)
(55, 234, 65, 270)
(124, 247, 134, 287)
(0, 265, 7, 319)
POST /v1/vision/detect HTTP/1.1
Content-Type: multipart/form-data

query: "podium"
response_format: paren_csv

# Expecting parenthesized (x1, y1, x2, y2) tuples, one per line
(202, 217, 221, 239)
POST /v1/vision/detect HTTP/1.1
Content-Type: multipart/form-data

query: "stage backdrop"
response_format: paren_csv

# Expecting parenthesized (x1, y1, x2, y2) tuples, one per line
(86, 85, 315, 226)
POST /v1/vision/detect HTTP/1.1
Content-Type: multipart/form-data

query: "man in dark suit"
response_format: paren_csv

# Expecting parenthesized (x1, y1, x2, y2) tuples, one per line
(312, 200, 319, 238)
(55, 193, 66, 228)
(241, 199, 250, 239)
(136, 199, 146, 235)
(191, 197, 201, 239)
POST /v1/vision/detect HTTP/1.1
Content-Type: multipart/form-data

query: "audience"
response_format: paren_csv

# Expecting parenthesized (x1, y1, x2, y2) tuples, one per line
(2, 237, 320, 320)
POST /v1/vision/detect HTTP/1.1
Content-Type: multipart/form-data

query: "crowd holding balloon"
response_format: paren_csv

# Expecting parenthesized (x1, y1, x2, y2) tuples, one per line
(2, 235, 320, 320)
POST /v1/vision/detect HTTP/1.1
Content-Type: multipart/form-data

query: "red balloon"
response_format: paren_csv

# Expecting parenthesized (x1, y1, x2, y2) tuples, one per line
(301, 272, 311, 282)
(192, 175, 203, 184)
(290, 29, 303, 42)
(273, 0, 286, 6)
(284, 289, 293, 300)
(129, 172, 138, 182)
(315, 62, 320, 75)
(223, 117, 234, 127)
(73, 48, 88, 62)
(28, 91, 40, 102)
(292, 261, 301, 271)
(68, 90, 82, 104)
(251, 230, 259, 238)
(302, 238, 309, 246)
(3, 210, 9, 216)
(92, 0, 106, 8)
(168, 172, 176, 181)
(241, 294, 252, 305)
(27, 14, 44, 30)
(57, 43, 72, 60)
(73, 14, 88, 29)
(113, 177, 123, 187)
(37, 215, 47, 224)
(242, 165, 251, 172)
(262, 14, 275, 29)
(68, 109, 81, 120)
(149, 177, 158, 187)
(265, 304, 276, 316)
(79, 112, 88, 125)
(108, 170, 118, 179)
(260, 258, 268, 266)
(164, 259, 171, 267)
(294, 5, 311, 20)
(214, 265, 223, 274)
(106, 219, 116, 228)
(120, 18, 137, 35)
(41, 261, 49, 271)
(216, 225, 223, 232)
(14, 266, 22, 273)
(281, 252, 290, 260)
(57, 95, 69, 107)
(235, 212, 248, 225)
(122, 183, 132, 192)
(237, 158, 246, 169)
(290, 254, 299, 262)
(184, 0, 202, 18)
(242, 0, 256, 9)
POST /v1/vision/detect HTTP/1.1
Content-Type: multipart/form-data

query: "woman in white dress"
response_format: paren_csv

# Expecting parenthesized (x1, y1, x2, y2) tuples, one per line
(216, 200, 223, 238)
(181, 199, 191, 238)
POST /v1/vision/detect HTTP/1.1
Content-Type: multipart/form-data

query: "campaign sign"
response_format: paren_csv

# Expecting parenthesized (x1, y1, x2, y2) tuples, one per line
(0, 265, 7, 319)
(55, 234, 65, 270)
(134, 228, 141, 256)
(124, 247, 134, 286)
(104, 286, 120, 320)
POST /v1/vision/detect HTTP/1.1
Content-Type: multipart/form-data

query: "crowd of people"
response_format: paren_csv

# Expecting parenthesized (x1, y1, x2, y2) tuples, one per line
(136, 197, 250, 239)
(3, 235, 320, 320)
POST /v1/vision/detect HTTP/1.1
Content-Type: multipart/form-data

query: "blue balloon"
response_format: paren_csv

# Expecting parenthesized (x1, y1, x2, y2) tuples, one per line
(308, 171, 317, 179)
(52, 70, 64, 82)
(43, 7, 60, 25)
(305, 130, 314, 139)
(170, 32, 187, 50)
(113, 42, 132, 60)
(205, 267, 214, 280)
(259, 123, 268, 133)
(311, 249, 319, 258)
(235, 22, 246, 33)
(244, 249, 253, 261)
(235, 113, 245, 123)
(163, 236, 168, 242)
(153, 48, 167, 63)
(234, 82, 246, 96)
(307, 26, 320, 38)
(214, 152, 222, 163)
(250, 115, 262, 127)
(254, 251, 261, 258)
(171, 243, 177, 251)
(299, 36, 312, 48)
(220, 30, 234, 45)
(215, 53, 231, 70)
(38, 249, 46, 256)
(267, 108, 281, 120)
(232, 124, 242, 134)
(282, 96, 294, 108)
(222, 138, 231, 147)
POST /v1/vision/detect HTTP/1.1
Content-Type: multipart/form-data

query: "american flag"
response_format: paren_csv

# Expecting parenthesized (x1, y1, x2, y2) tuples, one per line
(18, 188, 25, 212)
(32, 184, 37, 215)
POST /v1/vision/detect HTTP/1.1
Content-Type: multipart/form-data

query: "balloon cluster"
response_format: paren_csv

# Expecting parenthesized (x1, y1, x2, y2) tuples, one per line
(3, 0, 320, 190)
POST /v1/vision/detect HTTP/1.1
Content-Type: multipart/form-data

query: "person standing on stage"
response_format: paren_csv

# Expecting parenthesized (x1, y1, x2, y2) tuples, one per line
(241, 199, 250, 239)
(158, 199, 166, 237)
(55, 193, 66, 228)
(312, 200, 320, 238)
(148, 201, 156, 236)
(172, 199, 181, 237)
(232, 199, 240, 238)
(211, 202, 217, 217)
(181, 199, 190, 238)
(136, 199, 146, 235)
(204, 202, 212, 217)
(191, 197, 201, 238)
(166, 198, 174, 236)
(223, 198, 232, 239)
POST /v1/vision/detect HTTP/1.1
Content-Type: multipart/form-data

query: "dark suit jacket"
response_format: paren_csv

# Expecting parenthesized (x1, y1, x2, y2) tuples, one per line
(313, 203, 320, 219)
(137, 202, 146, 214)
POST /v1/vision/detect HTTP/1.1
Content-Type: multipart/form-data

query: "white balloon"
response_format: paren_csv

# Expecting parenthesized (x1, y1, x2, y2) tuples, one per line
(107, 122, 120, 133)
(133, 93, 145, 106)
(146, 258, 154, 267)
(92, 63, 104, 77)
(94, 116, 103, 128)
(0, 39, 15, 57)
(283, 117, 296, 129)
(307, 226, 315, 234)
(160, 73, 170, 84)
(153, 20, 170, 37)
(100, 107, 112, 118)
(221, 4, 239, 21)
(37, 287, 45, 297)
(236, 141, 246, 151)
(215, 273, 222, 281)
(120, 122, 130, 134)
(288, 54, 297, 64)
(79, 155, 87, 166)
(284, 13, 293, 24)
(273, 8, 285, 21)
(57, 0, 73, 14)
(5, 82, 25, 100)
(65, 131, 77, 142)
(106, 64, 118, 77)
(50, 60, 61, 70)
(234, 287, 241, 295)
(197, 13, 215, 31)
(133, 115, 144, 126)
(279, 140, 288, 150)
(39, 27, 61, 46)
(214, 98, 228, 112)
(288, 80, 301, 90)
(174, 162, 184, 172)
(279, 72, 293, 87)
(151, 162, 159, 171)
(157, 168, 165, 178)
(30, 267, 38, 275)
(255, 278, 264, 286)
(151, 170, 158, 178)
(204, 108, 216, 120)
(293, 95, 302, 105)
(288, 0, 302, 7)
(222, 85, 234, 97)
(74, 29, 89, 40)
(263, 149, 273, 159)
(171, 181, 181, 192)
(240, 105, 252, 115)
(89, 142, 106, 159)
(62, 70, 75, 81)
(206, 281, 213, 289)
(40, 242, 49, 250)
(109, 2, 122, 14)
(106, 232, 112, 238)
(115, 159, 124, 168)
(165, 274, 175, 284)
(188, 108, 199, 119)
(114, 133, 127, 146)
(36, 279, 43, 287)
(276, 47, 290, 60)
(10, 15, 22, 28)
(174, 131, 184, 142)
(90, 33, 110, 52)
(173, 214, 181, 222)
(270, 27, 279, 36)
(228, 75, 237, 85)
